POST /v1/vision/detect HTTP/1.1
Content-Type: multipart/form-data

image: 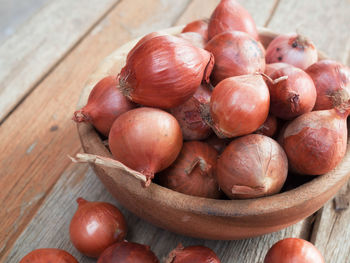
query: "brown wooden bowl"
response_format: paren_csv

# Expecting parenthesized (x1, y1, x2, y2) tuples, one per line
(76, 26, 350, 240)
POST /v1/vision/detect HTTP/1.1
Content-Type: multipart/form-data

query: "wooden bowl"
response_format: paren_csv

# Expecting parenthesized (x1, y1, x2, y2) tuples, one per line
(76, 26, 350, 240)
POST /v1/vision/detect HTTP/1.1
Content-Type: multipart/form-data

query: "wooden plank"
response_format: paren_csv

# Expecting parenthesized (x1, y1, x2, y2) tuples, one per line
(0, 0, 121, 122)
(0, 0, 192, 260)
(5, 164, 313, 263)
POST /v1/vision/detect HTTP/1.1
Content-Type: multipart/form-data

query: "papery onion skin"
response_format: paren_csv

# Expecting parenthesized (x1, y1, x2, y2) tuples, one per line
(255, 114, 278, 138)
(177, 32, 206, 49)
(205, 31, 265, 84)
(166, 245, 220, 263)
(264, 238, 324, 263)
(19, 248, 78, 263)
(69, 198, 127, 258)
(182, 20, 208, 41)
(170, 84, 212, 140)
(306, 60, 350, 110)
(208, 0, 259, 40)
(205, 134, 230, 154)
(266, 33, 318, 70)
(265, 63, 316, 120)
(217, 134, 288, 199)
(72, 76, 135, 136)
(109, 107, 183, 182)
(265, 62, 286, 75)
(159, 141, 221, 199)
(97, 241, 159, 263)
(119, 35, 214, 109)
(127, 32, 162, 60)
(209, 75, 270, 138)
(280, 108, 348, 175)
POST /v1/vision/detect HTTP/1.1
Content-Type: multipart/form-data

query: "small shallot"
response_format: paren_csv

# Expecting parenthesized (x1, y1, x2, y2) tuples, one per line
(255, 114, 278, 138)
(306, 60, 350, 110)
(182, 19, 208, 41)
(266, 33, 318, 70)
(166, 244, 220, 263)
(216, 134, 288, 199)
(19, 248, 78, 263)
(205, 31, 265, 84)
(73, 76, 135, 136)
(208, 0, 259, 40)
(159, 141, 221, 199)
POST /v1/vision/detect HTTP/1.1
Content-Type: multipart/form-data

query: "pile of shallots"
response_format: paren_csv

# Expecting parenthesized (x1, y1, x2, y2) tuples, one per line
(73, 0, 350, 202)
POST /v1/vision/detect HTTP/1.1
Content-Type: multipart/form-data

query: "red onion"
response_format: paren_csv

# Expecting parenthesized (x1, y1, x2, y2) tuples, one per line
(266, 33, 318, 70)
(119, 35, 214, 108)
(205, 31, 265, 84)
(176, 32, 206, 49)
(217, 134, 288, 199)
(69, 198, 127, 258)
(109, 107, 183, 185)
(19, 248, 78, 263)
(264, 238, 324, 263)
(98, 241, 159, 263)
(73, 76, 135, 136)
(205, 134, 230, 154)
(280, 107, 349, 175)
(169, 84, 212, 140)
(182, 19, 208, 41)
(255, 114, 278, 137)
(208, 0, 259, 40)
(159, 141, 221, 199)
(207, 74, 270, 138)
(166, 244, 220, 263)
(264, 63, 316, 120)
(306, 60, 350, 110)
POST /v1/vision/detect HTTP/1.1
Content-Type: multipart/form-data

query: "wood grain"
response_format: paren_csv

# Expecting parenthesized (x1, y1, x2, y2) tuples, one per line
(0, 0, 191, 260)
(0, 0, 120, 122)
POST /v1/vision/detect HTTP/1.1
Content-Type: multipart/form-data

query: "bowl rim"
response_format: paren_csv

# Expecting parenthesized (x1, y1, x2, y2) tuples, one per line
(77, 25, 350, 219)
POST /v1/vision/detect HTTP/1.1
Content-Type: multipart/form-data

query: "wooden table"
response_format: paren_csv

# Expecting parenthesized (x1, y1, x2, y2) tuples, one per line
(1, 0, 349, 262)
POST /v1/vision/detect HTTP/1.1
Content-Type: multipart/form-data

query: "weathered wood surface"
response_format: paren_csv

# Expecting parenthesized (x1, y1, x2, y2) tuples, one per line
(2, 0, 350, 262)
(0, 0, 121, 122)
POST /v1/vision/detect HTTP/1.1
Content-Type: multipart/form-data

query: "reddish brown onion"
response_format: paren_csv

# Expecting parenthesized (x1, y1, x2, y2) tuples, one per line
(205, 31, 265, 84)
(208, 0, 258, 40)
(280, 107, 349, 175)
(69, 198, 127, 258)
(176, 32, 206, 49)
(217, 134, 288, 199)
(159, 141, 221, 198)
(109, 107, 183, 184)
(73, 76, 135, 136)
(119, 35, 214, 108)
(264, 238, 324, 263)
(170, 84, 212, 140)
(255, 114, 278, 137)
(127, 32, 162, 60)
(98, 241, 159, 263)
(166, 245, 220, 263)
(207, 74, 270, 138)
(19, 248, 78, 263)
(264, 63, 316, 120)
(182, 19, 209, 41)
(205, 134, 230, 154)
(266, 33, 318, 70)
(306, 60, 350, 110)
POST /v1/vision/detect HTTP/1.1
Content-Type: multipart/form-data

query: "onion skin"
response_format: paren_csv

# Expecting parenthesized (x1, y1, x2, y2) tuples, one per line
(69, 198, 127, 258)
(265, 62, 286, 75)
(209, 75, 270, 138)
(306, 60, 350, 110)
(217, 134, 288, 199)
(264, 238, 324, 263)
(127, 32, 162, 60)
(109, 107, 183, 183)
(205, 134, 230, 154)
(208, 0, 258, 40)
(19, 248, 78, 263)
(266, 33, 318, 70)
(177, 32, 206, 49)
(166, 245, 220, 263)
(170, 84, 212, 140)
(182, 20, 208, 41)
(119, 35, 214, 109)
(255, 114, 278, 138)
(97, 241, 159, 263)
(280, 108, 348, 175)
(72, 76, 135, 136)
(159, 141, 221, 199)
(265, 63, 316, 120)
(205, 31, 265, 84)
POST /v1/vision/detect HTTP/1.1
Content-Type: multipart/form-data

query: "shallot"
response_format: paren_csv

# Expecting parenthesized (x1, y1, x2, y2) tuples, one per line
(182, 19, 208, 41)
(166, 244, 220, 263)
(19, 248, 78, 263)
